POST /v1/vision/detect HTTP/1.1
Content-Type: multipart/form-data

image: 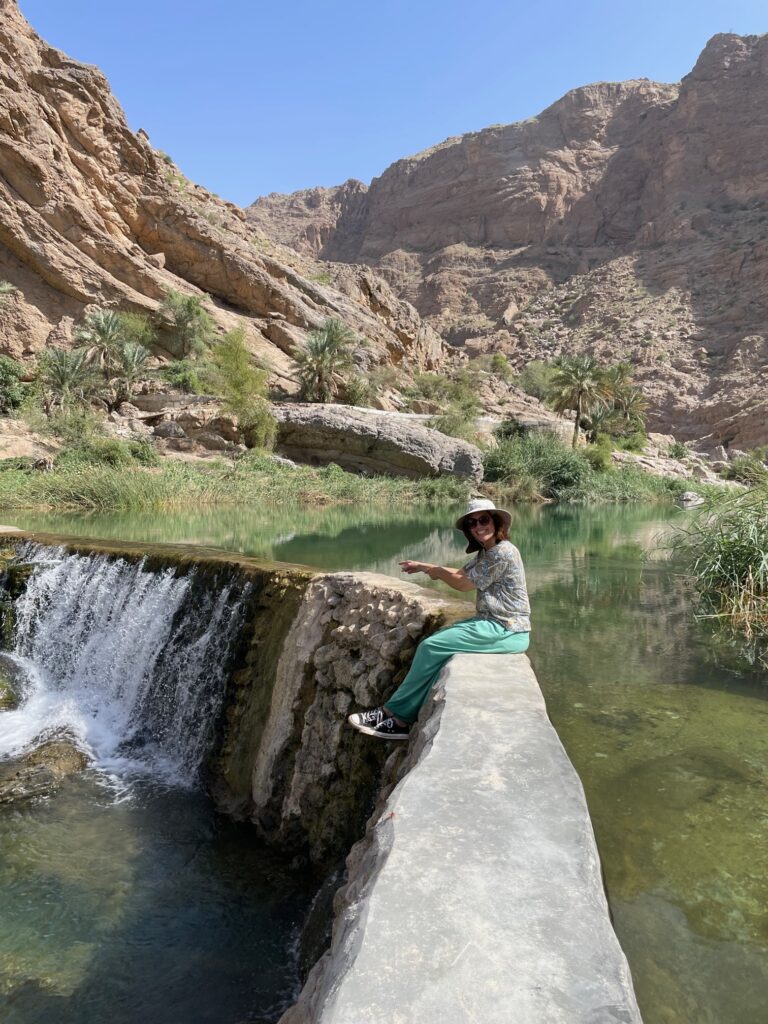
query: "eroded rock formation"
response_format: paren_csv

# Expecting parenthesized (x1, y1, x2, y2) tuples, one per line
(272, 403, 485, 482)
(0, 1, 444, 376)
(251, 34, 768, 448)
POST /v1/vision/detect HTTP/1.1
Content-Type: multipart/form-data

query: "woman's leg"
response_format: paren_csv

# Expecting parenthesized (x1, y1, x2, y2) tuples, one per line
(384, 618, 529, 724)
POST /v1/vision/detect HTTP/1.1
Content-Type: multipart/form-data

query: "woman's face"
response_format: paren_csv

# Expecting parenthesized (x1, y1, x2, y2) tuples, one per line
(465, 512, 497, 549)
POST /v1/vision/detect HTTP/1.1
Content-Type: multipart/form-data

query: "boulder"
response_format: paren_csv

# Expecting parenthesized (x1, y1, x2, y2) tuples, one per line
(676, 491, 705, 509)
(153, 420, 186, 439)
(194, 431, 231, 451)
(271, 404, 484, 482)
(0, 734, 89, 805)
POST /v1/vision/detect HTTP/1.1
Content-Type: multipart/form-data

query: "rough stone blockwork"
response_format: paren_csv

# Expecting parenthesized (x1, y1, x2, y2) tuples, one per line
(282, 653, 642, 1024)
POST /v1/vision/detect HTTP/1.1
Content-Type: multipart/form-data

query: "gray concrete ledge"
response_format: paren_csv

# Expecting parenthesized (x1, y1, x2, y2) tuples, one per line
(284, 652, 642, 1024)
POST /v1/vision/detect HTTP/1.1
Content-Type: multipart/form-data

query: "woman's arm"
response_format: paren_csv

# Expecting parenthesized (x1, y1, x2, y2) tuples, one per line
(399, 561, 476, 592)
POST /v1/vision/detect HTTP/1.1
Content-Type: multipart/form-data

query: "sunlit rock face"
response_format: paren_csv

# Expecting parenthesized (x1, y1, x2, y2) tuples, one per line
(0, 2, 445, 374)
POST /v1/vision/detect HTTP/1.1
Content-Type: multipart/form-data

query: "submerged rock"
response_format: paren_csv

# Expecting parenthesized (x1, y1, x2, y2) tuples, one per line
(675, 490, 705, 509)
(0, 735, 90, 805)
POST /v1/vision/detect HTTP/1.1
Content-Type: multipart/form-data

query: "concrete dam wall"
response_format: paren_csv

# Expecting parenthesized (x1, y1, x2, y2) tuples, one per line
(0, 531, 642, 1022)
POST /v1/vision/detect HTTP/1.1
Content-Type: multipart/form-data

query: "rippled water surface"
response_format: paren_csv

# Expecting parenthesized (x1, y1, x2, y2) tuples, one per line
(8, 503, 768, 1024)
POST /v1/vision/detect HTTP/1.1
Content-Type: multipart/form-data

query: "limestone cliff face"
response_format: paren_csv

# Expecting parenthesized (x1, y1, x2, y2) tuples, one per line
(0, 1, 443, 372)
(250, 34, 768, 448)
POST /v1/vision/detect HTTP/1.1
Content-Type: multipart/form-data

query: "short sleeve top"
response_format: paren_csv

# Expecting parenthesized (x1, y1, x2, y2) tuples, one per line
(463, 540, 531, 633)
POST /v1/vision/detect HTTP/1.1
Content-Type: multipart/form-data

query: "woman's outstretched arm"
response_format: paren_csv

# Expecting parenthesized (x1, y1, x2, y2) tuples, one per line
(399, 561, 476, 592)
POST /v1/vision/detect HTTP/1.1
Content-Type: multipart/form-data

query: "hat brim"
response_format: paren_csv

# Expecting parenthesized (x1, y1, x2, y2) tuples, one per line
(455, 508, 512, 531)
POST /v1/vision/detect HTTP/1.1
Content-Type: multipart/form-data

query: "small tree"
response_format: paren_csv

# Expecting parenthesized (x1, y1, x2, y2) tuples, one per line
(547, 356, 608, 448)
(157, 289, 215, 358)
(210, 326, 276, 448)
(294, 318, 358, 403)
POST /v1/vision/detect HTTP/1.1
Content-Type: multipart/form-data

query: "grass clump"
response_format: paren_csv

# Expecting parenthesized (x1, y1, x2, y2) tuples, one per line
(55, 437, 161, 470)
(672, 488, 768, 664)
(720, 450, 768, 486)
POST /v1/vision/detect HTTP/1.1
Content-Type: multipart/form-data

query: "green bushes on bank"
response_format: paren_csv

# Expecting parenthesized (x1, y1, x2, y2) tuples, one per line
(483, 430, 684, 504)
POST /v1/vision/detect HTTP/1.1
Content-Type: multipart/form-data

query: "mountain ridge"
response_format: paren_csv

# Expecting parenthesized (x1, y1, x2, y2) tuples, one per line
(249, 33, 768, 447)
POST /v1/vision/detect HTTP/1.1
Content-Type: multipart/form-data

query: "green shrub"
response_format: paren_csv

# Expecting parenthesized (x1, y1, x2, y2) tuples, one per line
(157, 289, 215, 358)
(55, 436, 160, 469)
(159, 359, 209, 394)
(428, 408, 481, 445)
(516, 360, 555, 400)
(340, 375, 372, 407)
(671, 488, 768, 650)
(483, 432, 589, 500)
(0, 355, 27, 414)
(667, 440, 689, 460)
(584, 435, 613, 472)
(614, 430, 648, 453)
(493, 418, 527, 442)
(490, 352, 514, 382)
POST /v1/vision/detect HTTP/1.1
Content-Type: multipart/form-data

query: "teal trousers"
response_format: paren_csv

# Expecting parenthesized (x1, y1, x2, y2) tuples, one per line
(385, 616, 530, 724)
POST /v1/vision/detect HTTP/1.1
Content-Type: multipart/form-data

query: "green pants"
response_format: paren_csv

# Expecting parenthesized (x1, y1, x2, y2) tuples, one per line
(385, 616, 530, 724)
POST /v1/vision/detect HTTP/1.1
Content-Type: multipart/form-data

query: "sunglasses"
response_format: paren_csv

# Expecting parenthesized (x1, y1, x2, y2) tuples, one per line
(466, 514, 493, 529)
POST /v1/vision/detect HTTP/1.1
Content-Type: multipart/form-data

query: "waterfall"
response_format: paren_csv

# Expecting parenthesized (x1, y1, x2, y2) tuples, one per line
(0, 545, 250, 784)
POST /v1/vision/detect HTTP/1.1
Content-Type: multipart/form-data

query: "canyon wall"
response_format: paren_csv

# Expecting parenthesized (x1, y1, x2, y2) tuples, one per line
(251, 34, 768, 448)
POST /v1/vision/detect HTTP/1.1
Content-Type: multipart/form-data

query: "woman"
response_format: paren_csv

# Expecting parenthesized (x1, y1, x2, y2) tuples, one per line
(348, 498, 531, 740)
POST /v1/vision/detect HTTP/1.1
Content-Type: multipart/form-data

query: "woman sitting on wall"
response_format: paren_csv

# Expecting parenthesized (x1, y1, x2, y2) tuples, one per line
(347, 498, 531, 741)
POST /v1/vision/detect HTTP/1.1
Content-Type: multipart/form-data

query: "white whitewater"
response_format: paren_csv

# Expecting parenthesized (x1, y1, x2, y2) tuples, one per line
(0, 545, 249, 784)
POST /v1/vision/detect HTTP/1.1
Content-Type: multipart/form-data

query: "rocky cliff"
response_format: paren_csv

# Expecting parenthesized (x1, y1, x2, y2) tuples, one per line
(0, 0, 443, 378)
(250, 35, 768, 448)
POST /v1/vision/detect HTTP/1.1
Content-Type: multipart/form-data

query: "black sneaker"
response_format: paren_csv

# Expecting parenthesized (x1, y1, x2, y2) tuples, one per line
(347, 708, 411, 741)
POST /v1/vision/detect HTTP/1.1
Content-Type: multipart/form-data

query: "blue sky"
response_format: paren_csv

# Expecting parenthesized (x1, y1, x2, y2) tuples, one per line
(18, 1, 768, 207)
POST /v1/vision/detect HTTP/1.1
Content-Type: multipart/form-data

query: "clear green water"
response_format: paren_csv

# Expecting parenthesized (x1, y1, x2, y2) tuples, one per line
(9, 504, 768, 1023)
(0, 775, 313, 1023)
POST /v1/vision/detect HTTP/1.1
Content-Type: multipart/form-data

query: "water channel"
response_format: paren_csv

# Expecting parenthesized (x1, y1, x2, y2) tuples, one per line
(3, 503, 767, 1024)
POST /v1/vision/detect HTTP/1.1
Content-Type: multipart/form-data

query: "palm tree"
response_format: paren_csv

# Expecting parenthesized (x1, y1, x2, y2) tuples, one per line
(36, 348, 99, 413)
(294, 319, 358, 402)
(73, 309, 125, 371)
(584, 404, 623, 444)
(547, 356, 608, 448)
(109, 341, 151, 406)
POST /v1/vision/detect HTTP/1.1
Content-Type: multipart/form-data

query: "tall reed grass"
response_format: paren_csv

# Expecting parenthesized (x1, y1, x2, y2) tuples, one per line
(0, 453, 469, 513)
(672, 488, 768, 656)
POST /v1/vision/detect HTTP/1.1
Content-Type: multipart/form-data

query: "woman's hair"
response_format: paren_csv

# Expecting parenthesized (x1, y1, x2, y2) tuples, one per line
(462, 512, 509, 554)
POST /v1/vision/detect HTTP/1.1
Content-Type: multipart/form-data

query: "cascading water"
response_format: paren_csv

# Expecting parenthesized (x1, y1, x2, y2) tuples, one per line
(1, 544, 250, 784)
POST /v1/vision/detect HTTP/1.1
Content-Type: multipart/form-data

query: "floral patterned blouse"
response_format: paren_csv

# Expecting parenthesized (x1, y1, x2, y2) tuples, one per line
(463, 540, 531, 633)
